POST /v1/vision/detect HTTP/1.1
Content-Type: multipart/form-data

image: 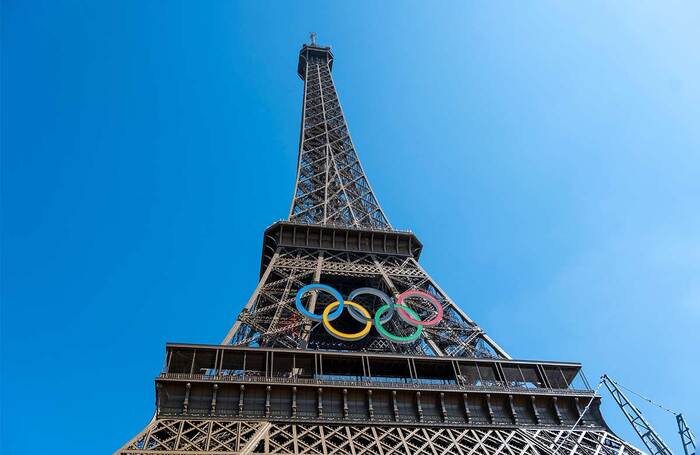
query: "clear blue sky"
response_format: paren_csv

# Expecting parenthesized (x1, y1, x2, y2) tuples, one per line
(2, 1, 699, 453)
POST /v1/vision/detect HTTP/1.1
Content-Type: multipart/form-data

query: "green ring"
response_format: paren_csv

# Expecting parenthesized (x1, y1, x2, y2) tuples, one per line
(374, 304, 423, 344)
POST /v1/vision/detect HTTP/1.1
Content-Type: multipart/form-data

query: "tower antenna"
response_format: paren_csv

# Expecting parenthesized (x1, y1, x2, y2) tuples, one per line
(309, 32, 317, 46)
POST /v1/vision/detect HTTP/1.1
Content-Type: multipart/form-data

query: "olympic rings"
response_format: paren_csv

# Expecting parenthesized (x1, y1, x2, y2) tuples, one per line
(347, 287, 394, 324)
(294, 284, 444, 344)
(322, 301, 372, 341)
(295, 284, 344, 321)
(374, 304, 423, 343)
(396, 290, 444, 327)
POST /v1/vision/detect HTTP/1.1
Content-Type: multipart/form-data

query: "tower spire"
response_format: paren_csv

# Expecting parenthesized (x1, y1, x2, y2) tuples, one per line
(290, 41, 391, 229)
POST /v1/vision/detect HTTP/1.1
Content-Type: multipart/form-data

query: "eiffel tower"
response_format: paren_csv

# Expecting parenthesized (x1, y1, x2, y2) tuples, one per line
(117, 36, 643, 455)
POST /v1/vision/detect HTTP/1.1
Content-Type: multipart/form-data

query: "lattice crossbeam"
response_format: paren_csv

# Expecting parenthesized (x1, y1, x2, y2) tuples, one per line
(289, 50, 390, 230)
(227, 247, 504, 359)
(117, 419, 644, 455)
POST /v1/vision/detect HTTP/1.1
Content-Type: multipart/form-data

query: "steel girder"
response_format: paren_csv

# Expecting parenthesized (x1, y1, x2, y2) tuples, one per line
(222, 246, 507, 359)
(289, 49, 390, 229)
(117, 418, 643, 455)
(601, 376, 671, 455)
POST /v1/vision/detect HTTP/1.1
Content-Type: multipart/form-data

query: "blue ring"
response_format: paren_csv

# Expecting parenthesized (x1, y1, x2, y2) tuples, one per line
(295, 284, 344, 322)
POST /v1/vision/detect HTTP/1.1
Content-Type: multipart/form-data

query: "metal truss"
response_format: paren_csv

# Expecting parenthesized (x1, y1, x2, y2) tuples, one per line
(220, 42, 510, 359)
(117, 418, 644, 455)
(601, 376, 671, 455)
(676, 413, 696, 455)
(223, 247, 508, 359)
(117, 40, 642, 455)
(289, 46, 390, 230)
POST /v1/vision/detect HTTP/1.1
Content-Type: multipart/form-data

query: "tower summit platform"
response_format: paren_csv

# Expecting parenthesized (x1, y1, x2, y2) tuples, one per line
(298, 32, 334, 79)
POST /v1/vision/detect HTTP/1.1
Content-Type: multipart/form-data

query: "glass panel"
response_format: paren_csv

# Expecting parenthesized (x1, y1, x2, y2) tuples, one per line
(294, 354, 315, 379)
(245, 352, 266, 377)
(220, 351, 245, 378)
(477, 364, 502, 387)
(544, 366, 568, 389)
(519, 366, 544, 388)
(567, 369, 590, 390)
(319, 355, 364, 382)
(414, 360, 456, 385)
(458, 363, 481, 386)
(501, 365, 525, 388)
(369, 358, 413, 383)
(272, 354, 294, 378)
(168, 348, 195, 374)
(193, 349, 217, 376)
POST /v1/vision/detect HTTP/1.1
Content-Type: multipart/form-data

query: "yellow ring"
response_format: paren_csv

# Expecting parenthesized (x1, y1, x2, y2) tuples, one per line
(322, 301, 372, 341)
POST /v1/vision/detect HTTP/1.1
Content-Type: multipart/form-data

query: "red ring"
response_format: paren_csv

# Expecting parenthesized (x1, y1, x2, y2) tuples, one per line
(396, 290, 444, 327)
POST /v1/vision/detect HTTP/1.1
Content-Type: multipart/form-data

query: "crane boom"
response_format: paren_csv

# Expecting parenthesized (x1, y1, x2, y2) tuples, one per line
(601, 374, 674, 455)
(677, 413, 696, 455)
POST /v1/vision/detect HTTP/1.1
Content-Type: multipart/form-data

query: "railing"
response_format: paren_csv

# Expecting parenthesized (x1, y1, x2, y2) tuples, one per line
(158, 372, 594, 396)
(268, 219, 415, 235)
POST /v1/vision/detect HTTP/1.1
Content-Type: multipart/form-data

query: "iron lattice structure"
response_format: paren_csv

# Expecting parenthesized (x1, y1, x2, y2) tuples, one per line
(117, 39, 643, 455)
(289, 44, 389, 229)
(120, 420, 637, 455)
(222, 243, 507, 359)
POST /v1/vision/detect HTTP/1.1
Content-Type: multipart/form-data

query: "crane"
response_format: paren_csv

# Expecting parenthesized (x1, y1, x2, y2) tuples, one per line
(602, 374, 696, 455)
(602, 374, 673, 455)
(676, 413, 696, 455)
